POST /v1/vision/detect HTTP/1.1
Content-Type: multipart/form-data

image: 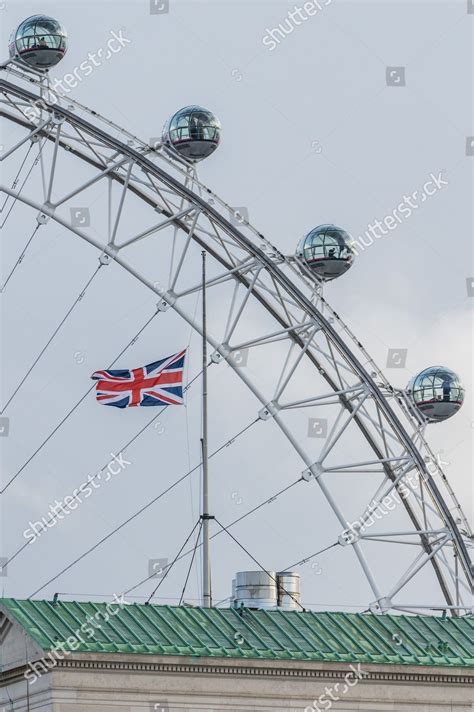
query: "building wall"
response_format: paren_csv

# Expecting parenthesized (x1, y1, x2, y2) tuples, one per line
(0, 615, 42, 673)
(1, 624, 472, 712)
(3, 654, 472, 712)
(0, 621, 51, 712)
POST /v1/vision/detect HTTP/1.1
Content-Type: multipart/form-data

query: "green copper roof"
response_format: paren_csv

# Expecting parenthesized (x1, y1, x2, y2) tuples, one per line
(1, 599, 473, 667)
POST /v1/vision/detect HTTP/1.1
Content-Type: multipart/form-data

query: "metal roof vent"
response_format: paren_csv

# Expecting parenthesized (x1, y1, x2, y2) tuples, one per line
(232, 570, 301, 611)
(277, 571, 301, 611)
(233, 571, 278, 610)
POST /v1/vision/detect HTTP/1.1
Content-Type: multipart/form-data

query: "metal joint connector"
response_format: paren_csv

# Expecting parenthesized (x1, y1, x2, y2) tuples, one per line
(302, 462, 325, 482)
(36, 211, 50, 225)
(156, 291, 176, 312)
(211, 343, 231, 364)
(258, 400, 279, 421)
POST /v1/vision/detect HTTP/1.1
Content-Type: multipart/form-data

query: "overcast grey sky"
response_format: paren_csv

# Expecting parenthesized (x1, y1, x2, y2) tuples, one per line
(0, 0, 472, 611)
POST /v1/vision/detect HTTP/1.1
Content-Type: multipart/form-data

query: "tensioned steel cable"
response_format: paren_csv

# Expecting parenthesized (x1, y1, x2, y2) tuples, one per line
(4, 348, 202, 566)
(1, 264, 103, 413)
(0, 131, 58, 290)
(28, 417, 260, 598)
(0, 223, 41, 293)
(280, 542, 340, 573)
(145, 520, 202, 605)
(123, 477, 302, 596)
(7, 297, 201, 565)
(2, 77, 469, 593)
(48, 589, 372, 610)
(5, 407, 164, 568)
(178, 519, 203, 606)
(0, 141, 33, 212)
(0, 130, 53, 229)
(1, 309, 161, 495)
(213, 516, 306, 612)
(5, 370, 203, 568)
(27, 479, 304, 602)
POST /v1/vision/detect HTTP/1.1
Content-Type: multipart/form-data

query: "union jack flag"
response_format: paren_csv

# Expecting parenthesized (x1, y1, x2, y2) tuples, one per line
(91, 350, 186, 408)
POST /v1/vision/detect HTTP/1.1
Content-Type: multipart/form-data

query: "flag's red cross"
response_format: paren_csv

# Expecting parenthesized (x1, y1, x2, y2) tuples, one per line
(92, 350, 186, 408)
(96, 368, 181, 406)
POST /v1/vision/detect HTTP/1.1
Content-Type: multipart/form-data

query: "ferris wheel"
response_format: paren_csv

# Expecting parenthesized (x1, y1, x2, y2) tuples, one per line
(0, 15, 472, 616)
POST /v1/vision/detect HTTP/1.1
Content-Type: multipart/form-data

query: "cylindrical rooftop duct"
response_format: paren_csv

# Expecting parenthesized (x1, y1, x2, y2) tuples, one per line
(233, 570, 278, 610)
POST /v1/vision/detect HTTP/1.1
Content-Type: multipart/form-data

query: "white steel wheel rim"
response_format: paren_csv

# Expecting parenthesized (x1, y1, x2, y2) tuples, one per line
(0, 69, 472, 615)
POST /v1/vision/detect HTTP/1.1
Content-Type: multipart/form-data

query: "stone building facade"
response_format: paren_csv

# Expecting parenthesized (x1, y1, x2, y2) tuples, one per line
(1, 598, 472, 711)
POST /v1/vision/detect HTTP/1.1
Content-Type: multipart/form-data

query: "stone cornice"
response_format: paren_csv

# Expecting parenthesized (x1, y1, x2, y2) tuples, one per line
(2, 658, 472, 687)
(56, 659, 474, 684)
(0, 665, 31, 686)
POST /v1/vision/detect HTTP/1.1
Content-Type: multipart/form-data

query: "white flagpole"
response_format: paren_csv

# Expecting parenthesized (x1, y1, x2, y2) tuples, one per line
(201, 251, 212, 608)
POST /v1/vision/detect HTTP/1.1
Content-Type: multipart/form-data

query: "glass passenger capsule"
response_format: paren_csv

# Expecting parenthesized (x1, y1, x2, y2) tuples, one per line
(408, 366, 464, 422)
(162, 106, 221, 162)
(296, 224, 355, 281)
(9, 16, 68, 69)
